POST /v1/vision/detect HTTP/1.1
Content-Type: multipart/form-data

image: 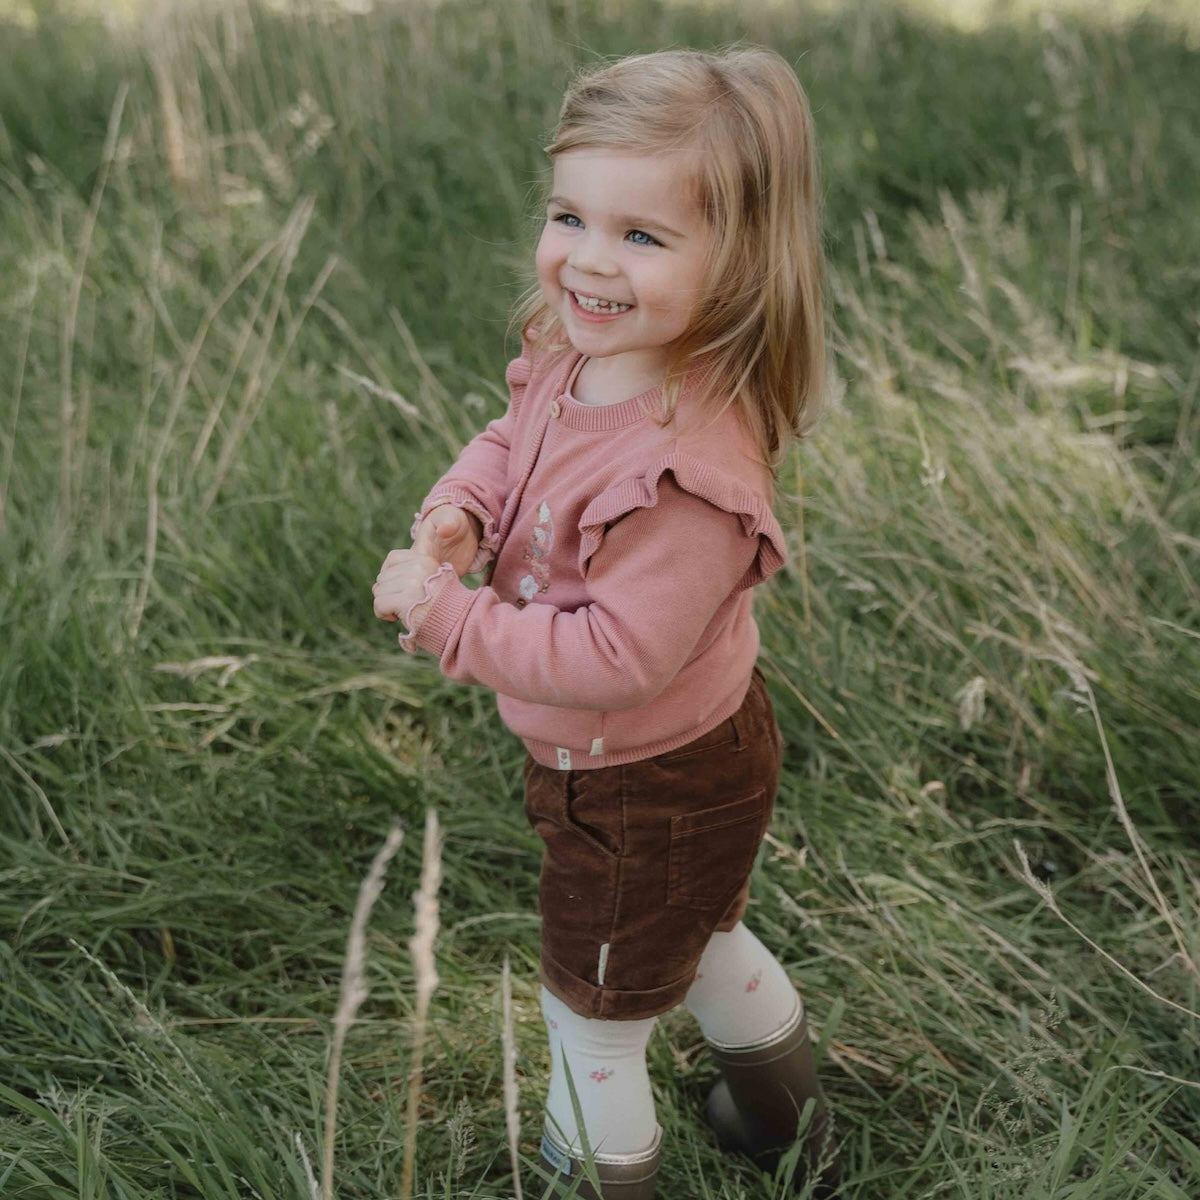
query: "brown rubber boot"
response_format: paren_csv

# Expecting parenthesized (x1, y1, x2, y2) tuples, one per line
(534, 1124, 661, 1199)
(704, 1002, 841, 1196)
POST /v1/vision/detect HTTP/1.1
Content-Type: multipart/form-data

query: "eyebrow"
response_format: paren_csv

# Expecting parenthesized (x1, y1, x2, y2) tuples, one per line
(546, 195, 688, 241)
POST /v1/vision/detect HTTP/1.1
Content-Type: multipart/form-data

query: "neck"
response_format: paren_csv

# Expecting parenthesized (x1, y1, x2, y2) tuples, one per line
(572, 351, 670, 406)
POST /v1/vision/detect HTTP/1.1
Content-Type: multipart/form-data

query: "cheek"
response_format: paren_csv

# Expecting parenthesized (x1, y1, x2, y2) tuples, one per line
(675, 262, 710, 325)
(534, 229, 561, 292)
(656, 272, 701, 326)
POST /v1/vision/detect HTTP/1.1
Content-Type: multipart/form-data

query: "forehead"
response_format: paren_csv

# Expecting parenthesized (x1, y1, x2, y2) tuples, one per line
(550, 148, 704, 221)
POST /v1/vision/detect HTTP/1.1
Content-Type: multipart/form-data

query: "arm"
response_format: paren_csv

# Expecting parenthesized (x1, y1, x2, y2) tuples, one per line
(409, 347, 532, 567)
(406, 478, 760, 710)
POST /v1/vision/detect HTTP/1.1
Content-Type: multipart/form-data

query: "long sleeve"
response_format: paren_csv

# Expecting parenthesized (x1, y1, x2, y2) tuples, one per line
(410, 347, 533, 563)
(408, 476, 760, 710)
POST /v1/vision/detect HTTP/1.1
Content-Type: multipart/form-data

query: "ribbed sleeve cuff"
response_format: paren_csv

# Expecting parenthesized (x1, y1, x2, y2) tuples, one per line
(396, 562, 455, 652)
(403, 570, 478, 658)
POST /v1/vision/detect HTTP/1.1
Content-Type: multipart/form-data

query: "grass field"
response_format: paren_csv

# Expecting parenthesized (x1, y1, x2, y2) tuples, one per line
(2, 0, 1198, 1196)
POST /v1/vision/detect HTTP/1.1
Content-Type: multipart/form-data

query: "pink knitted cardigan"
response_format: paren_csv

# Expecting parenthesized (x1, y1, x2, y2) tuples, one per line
(400, 344, 787, 769)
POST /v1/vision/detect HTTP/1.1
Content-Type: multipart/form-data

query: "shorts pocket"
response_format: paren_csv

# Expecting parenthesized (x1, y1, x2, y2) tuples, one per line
(564, 770, 623, 859)
(524, 760, 623, 861)
(524, 761, 620, 961)
(666, 790, 766, 910)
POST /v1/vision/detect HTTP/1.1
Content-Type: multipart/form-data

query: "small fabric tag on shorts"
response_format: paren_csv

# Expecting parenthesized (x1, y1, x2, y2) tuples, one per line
(597, 941, 610, 986)
(556, 747, 571, 770)
(589, 737, 605, 756)
(540, 1132, 573, 1176)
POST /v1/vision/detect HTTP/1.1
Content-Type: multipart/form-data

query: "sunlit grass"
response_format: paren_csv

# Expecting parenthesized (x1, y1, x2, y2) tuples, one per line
(11, 0, 1200, 36)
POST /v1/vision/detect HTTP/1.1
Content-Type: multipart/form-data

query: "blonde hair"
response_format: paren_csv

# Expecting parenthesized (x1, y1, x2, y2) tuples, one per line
(515, 46, 826, 467)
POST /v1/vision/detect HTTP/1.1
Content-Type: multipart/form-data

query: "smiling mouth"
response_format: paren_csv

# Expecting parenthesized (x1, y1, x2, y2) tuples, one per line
(572, 291, 632, 315)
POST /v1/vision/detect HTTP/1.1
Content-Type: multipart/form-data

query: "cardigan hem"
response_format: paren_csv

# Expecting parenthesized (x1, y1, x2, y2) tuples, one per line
(518, 679, 747, 770)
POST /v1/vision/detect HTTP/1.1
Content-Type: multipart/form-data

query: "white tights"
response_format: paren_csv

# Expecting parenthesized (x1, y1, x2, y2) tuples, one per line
(541, 922, 799, 1156)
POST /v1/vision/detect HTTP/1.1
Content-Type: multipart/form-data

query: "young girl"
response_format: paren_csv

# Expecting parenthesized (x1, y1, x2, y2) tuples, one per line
(372, 47, 838, 1199)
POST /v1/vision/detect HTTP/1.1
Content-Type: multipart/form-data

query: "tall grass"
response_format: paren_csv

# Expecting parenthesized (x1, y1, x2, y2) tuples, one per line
(1, 0, 1197, 1196)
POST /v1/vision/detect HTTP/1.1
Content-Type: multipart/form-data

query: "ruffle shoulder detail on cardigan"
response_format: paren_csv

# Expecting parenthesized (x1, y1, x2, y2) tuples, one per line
(577, 453, 786, 590)
(504, 327, 574, 412)
(504, 342, 533, 412)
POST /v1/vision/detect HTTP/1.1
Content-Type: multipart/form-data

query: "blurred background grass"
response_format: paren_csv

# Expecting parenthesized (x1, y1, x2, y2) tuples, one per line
(1, 0, 1198, 1196)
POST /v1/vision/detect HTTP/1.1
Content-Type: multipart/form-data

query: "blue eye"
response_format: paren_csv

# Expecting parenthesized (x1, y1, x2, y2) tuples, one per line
(553, 212, 582, 228)
(627, 229, 661, 247)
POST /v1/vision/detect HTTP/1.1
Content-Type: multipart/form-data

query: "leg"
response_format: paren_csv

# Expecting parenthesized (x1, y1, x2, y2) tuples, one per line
(685, 923, 841, 1195)
(684, 921, 798, 1044)
(523, 673, 788, 1195)
(536, 987, 661, 1199)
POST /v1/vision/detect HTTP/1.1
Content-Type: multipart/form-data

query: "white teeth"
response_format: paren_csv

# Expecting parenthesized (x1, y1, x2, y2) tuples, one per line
(573, 292, 631, 314)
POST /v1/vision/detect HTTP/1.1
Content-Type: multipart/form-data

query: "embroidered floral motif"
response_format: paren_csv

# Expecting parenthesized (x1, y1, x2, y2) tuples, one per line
(518, 500, 554, 602)
(590, 1069, 613, 1084)
(746, 970, 762, 994)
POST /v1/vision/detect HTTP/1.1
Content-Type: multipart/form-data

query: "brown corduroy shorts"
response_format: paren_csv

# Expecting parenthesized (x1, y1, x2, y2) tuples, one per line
(522, 668, 783, 1021)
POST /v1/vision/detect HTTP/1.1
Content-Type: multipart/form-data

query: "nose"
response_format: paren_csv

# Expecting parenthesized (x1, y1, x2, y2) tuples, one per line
(567, 231, 618, 277)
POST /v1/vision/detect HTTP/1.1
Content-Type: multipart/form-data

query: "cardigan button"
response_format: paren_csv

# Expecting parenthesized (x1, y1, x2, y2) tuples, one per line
(549, 400, 561, 418)
(515, 597, 527, 609)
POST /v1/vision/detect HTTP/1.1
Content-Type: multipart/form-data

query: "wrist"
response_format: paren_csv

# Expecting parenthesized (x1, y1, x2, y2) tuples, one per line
(398, 561, 456, 652)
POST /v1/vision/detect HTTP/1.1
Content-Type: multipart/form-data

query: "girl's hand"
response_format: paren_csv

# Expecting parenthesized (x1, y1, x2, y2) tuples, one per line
(372, 549, 443, 623)
(413, 505, 482, 577)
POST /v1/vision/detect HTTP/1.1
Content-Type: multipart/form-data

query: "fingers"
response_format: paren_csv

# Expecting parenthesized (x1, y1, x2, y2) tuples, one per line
(380, 546, 420, 570)
(413, 506, 466, 559)
(430, 506, 469, 535)
(411, 524, 438, 558)
(373, 550, 440, 621)
(377, 506, 478, 628)
(374, 551, 434, 591)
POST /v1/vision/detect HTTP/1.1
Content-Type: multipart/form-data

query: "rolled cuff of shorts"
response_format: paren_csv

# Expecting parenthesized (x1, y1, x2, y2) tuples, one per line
(537, 879, 751, 1021)
(539, 951, 698, 1021)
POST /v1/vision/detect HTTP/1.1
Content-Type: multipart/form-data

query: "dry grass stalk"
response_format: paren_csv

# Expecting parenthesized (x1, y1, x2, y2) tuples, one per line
(1014, 840, 1200, 1024)
(200, 196, 319, 513)
(401, 809, 443, 1200)
(295, 1131, 320, 1200)
(502, 957, 523, 1200)
(149, 48, 189, 194)
(59, 82, 128, 536)
(1, 277, 36, 535)
(1, 745, 73, 854)
(322, 820, 406, 1200)
(130, 227, 280, 639)
(1077, 674, 1199, 984)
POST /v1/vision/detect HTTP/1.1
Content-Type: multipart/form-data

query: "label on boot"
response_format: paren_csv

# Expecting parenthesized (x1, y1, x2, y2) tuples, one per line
(540, 1133, 574, 1177)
